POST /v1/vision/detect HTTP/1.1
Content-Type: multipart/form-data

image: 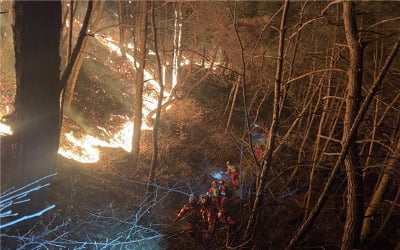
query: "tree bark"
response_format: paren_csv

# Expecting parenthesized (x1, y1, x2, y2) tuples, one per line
(12, 0, 61, 229)
(341, 2, 364, 249)
(131, 1, 148, 169)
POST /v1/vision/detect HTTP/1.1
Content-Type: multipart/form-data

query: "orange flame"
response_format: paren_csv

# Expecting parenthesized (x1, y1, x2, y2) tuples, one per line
(58, 35, 171, 163)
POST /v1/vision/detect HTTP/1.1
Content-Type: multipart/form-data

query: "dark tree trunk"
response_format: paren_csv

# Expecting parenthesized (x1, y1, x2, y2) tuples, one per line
(342, 2, 364, 249)
(131, 0, 148, 169)
(147, 2, 163, 196)
(62, 0, 94, 114)
(12, 0, 61, 227)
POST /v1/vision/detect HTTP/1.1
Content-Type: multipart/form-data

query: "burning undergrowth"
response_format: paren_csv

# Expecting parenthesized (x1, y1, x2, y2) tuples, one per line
(59, 114, 134, 164)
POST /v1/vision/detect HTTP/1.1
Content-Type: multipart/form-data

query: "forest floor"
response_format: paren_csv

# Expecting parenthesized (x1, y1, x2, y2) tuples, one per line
(43, 152, 240, 250)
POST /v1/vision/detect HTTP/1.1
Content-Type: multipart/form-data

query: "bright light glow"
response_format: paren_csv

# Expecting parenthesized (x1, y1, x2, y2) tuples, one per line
(211, 171, 228, 180)
(0, 122, 13, 136)
(212, 172, 223, 179)
(172, 9, 183, 90)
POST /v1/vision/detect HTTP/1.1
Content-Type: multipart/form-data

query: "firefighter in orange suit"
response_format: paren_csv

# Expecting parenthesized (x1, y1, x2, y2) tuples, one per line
(218, 180, 228, 209)
(208, 181, 220, 210)
(226, 161, 239, 186)
(218, 209, 236, 243)
(200, 196, 216, 235)
(175, 194, 201, 240)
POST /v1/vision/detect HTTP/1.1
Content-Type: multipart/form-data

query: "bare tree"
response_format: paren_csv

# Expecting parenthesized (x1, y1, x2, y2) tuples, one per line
(285, 34, 400, 249)
(62, 0, 104, 114)
(361, 136, 400, 243)
(341, 2, 364, 249)
(131, 1, 148, 169)
(147, 2, 164, 195)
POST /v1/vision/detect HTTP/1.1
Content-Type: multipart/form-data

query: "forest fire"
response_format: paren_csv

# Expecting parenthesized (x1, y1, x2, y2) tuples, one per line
(57, 35, 172, 163)
(0, 32, 172, 164)
(3, 1, 400, 249)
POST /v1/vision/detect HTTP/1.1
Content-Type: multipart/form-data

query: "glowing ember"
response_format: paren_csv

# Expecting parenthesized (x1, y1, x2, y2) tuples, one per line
(0, 122, 13, 136)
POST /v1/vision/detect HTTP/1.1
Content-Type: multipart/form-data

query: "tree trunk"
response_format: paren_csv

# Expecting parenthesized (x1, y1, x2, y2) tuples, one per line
(341, 2, 364, 249)
(370, 181, 400, 245)
(225, 76, 240, 133)
(131, 1, 148, 169)
(12, 0, 61, 229)
(147, 2, 163, 195)
(62, 0, 103, 114)
(242, 0, 289, 244)
(361, 138, 400, 243)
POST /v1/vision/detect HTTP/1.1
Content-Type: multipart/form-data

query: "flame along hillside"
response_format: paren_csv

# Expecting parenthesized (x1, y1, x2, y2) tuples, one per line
(57, 33, 174, 164)
(56, 30, 223, 164)
(0, 1, 218, 165)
